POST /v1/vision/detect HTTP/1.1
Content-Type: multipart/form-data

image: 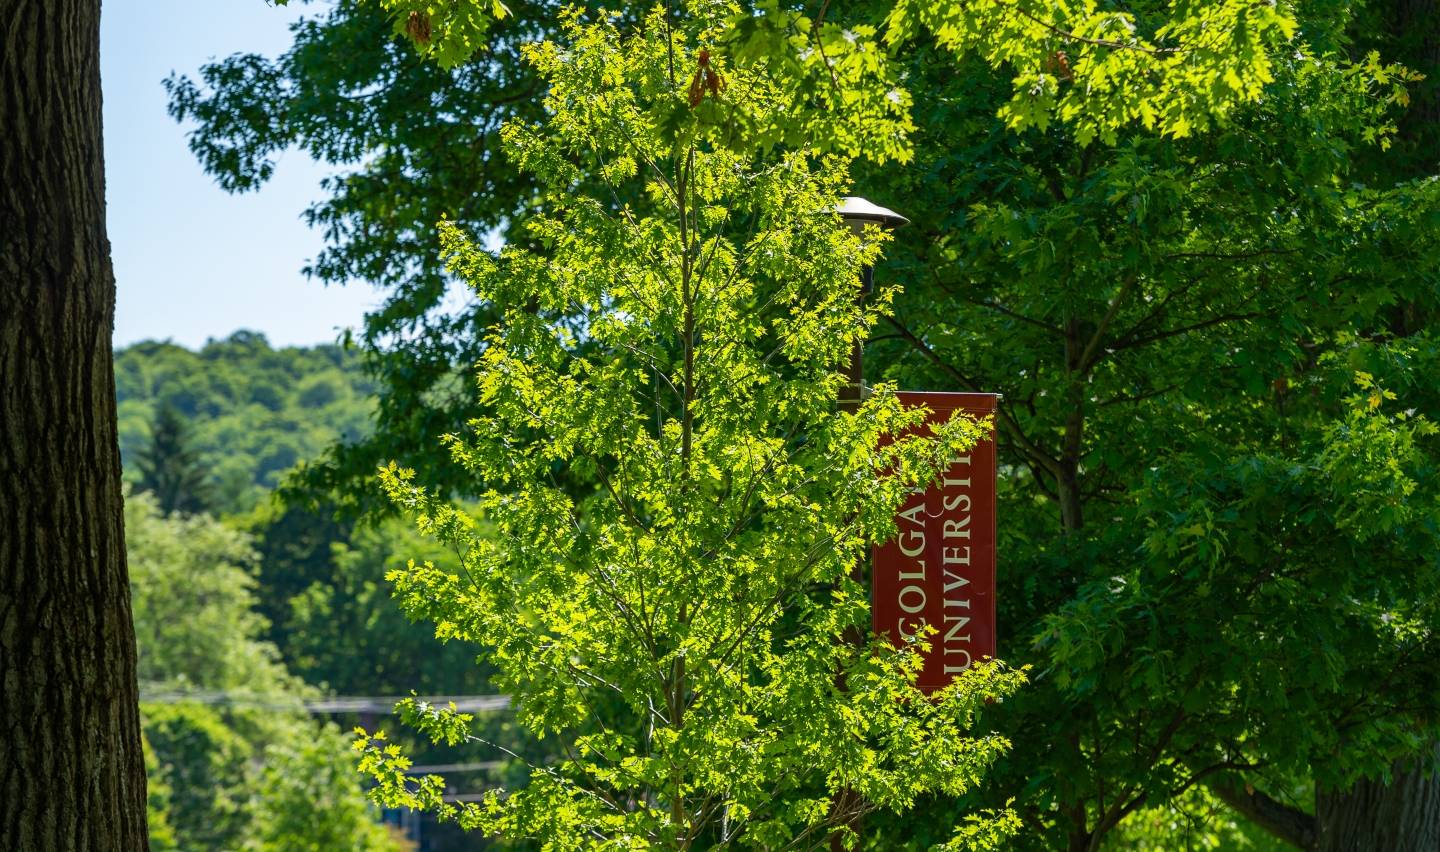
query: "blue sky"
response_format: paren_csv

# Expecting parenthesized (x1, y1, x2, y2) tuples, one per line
(103, 1, 379, 349)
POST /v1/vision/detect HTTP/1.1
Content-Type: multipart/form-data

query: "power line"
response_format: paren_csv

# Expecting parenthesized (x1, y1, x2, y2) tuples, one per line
(139, 689, 512, 715)
(406, 761, 505, 774)
(309, 695, 512, 714)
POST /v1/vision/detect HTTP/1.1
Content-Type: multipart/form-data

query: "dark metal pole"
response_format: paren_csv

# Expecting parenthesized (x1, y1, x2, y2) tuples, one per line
(830, 262, 873, 852)
(828, 198, 902, 850)
(840, 265, 872, 414)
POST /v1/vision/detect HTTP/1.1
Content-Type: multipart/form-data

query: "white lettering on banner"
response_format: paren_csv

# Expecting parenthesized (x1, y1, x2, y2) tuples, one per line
(889, 454, 978, 673)
(942, 455, 975, 675)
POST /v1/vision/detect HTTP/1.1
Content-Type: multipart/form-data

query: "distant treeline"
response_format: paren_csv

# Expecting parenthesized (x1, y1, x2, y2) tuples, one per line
(115, 331, 375, 514)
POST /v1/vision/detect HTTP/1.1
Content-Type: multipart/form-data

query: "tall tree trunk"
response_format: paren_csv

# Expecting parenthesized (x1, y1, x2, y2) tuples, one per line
(1316, 745, 1440, 852)
(1215, 745, 1440, 851)
(0, 0, 150, 849)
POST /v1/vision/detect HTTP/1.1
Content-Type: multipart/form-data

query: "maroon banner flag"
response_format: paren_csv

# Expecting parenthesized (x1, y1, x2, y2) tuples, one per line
(872, 392, 998, 693)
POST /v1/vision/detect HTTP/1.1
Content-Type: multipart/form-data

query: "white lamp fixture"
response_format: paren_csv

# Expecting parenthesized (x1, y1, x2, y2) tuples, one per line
(835, 196, 909, 234)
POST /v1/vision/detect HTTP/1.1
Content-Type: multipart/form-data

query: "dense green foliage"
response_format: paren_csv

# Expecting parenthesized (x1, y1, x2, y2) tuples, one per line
(169, 0, 1312, 517)
(169, 0, 1440, 848)
(118, 337, 504, 848)
(125, 490, 402, 851)
(117, 332, 491, 694)
(854, 5, 1440, 847)
(252, 726, 410, 851)
(126, 488, 302, 703)
(116, 331, 375, 514)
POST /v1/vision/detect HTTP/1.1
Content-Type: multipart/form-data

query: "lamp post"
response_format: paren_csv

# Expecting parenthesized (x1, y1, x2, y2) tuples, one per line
(829, 196, 906, 851)
(835, 197, 908, 413)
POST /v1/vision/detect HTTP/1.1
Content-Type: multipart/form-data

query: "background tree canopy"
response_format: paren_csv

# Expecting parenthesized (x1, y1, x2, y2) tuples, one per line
(117, 335, 503, 848)
(125, 489, 405, 851)
(161, 0, 1440, 849)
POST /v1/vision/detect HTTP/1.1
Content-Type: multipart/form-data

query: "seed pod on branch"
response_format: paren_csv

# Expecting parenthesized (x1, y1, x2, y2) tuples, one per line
(406, 10, 432, 45)
(687, 48, 725, 108)
(1043, 50, 1073, 81)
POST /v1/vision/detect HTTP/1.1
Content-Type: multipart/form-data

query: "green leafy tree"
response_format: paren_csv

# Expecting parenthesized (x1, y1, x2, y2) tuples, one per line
(284, 515, 493, 695)
(244, 502, 356, 652)
(885, 0, 1298, 144)
(127, 488, 297, 696)
(125, 491, 402, 851)
(252, 725, 405, 852)
(238, 500, 493, 696)
(168, 0, 1299, 517)
(356, 11, 1024, 847)
(164, 1, 560, 514)
(142, 703, 255, 850)
(851, 10, 1440, 846)
(136, 403, 215, 515)
(142, 734, 180, 852)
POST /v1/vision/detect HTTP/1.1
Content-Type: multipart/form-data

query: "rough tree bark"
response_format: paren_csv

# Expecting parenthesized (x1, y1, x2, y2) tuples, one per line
(1213, 743, 1440, 852)
(1316, 745, 1440, 852)
(0, 0, 150, 849)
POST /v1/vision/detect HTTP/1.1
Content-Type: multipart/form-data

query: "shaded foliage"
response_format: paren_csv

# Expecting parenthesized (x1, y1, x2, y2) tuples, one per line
(853, 3, 1440, 847)
(250, 500, 494, 695)
(125, 490, 402, 852)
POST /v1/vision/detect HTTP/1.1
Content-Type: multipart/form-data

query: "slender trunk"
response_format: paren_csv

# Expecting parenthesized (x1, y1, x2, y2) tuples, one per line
(1064, 798, 1092, 852)
(1057, 463, 1084, 532)
(828, 266, 870, 850)
(1058, 316, 1086, 533)
(1058, 317, 1090, 845)
(671, 149, 694, 845)
(0, 1, 149, 849)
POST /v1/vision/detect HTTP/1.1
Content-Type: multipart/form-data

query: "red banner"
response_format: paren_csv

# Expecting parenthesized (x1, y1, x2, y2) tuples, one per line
(872, 392, 998, 693)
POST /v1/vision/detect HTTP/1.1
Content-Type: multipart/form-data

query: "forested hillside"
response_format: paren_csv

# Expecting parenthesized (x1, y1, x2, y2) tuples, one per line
(115, 331, 375, 514)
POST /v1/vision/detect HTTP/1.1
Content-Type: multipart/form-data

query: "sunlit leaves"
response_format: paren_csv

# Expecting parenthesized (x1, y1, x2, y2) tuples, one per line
(887, 0, 1300, 144)
(361, 9, 1026, 847)
(376, 0, 511, 68)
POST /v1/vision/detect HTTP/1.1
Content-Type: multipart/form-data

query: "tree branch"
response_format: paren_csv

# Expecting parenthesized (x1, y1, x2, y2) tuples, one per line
(1210, 779, 1317, 850)
(882, 314, 1064, 478)
(1112, 311, 1264, 352)
(967, 296, 1065, 335)
(1077, 274, 1137, 374)
(1163, 247, 1299, 262)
